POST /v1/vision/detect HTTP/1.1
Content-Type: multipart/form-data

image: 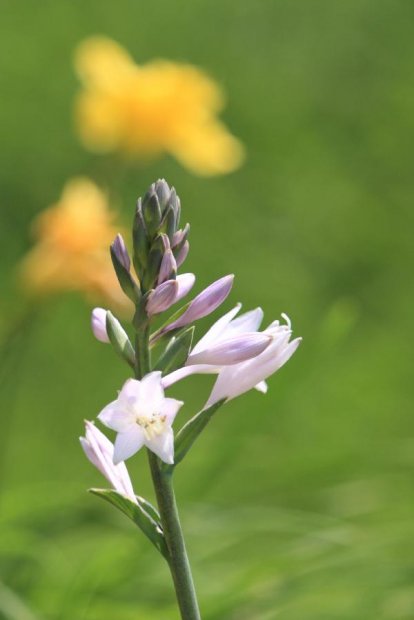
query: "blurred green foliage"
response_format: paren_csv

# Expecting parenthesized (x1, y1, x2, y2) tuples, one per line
(1, 0, 414, 618)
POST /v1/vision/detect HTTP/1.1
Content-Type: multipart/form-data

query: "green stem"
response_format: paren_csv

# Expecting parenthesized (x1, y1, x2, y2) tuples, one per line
(135, 325, 201, 620)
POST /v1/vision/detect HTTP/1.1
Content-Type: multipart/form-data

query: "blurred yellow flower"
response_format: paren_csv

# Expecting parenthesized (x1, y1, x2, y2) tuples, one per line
(74, 37, 245, 176)
(19, 178, 131, 313)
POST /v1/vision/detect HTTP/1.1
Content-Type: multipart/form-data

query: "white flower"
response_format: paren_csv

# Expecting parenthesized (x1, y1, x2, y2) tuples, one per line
(162, 306, 301, 405)
(98, 371, 183, 465)
(80, 420, 137, 502)
(205, 315, 301, 406)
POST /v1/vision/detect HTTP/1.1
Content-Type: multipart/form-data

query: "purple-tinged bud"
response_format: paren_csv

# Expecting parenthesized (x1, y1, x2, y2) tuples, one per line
(172, 223, 190, 249)
(162, 274, 234, 333)
(91, 308, 110, 343)
(175, 273, 196, 303)
(187, 333, 272, 366)
(146, 280, 179, 316)
(175, 241, 189, 268)
(158, 249, 177, 285)
(112, 233, 131, 271)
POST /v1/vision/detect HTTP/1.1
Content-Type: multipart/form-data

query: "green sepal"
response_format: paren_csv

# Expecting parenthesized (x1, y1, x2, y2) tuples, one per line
(132, 294, 150, 331)
(106, 312, 135, 368)
(154, 326, 194, 374)
(149, 300, 192, 346)
(110, 246, 141, 304)
(89, 489, 169, 559)
(171, 399, 226, 468)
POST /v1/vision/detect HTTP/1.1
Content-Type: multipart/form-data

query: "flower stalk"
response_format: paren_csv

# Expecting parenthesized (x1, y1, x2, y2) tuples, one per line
(135, 315, 201, 620)
(81, 178, 301, 620)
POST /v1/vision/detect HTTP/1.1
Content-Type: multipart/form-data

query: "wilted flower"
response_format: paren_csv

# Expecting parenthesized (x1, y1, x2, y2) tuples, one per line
(80, 420, 136, 502)
(19, 178, 131, 313)
(74, 37, 245, 176)
(98, 372, 183, 464)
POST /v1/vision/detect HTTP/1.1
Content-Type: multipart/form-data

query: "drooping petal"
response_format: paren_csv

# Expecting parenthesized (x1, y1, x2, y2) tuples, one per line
(113, 427, 145, 464)
(145, 427, 175, 464)
(91, 307, 110, 343)
(187, 332, 272, 366)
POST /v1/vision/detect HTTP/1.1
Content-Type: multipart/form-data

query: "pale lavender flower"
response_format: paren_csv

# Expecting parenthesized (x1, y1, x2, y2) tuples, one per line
(111, 233, 131, 271)
(91, 307, 110, 343)
(205, 316, 301, 406)
(161, 274, 234, 334)
(162, 308, 301, 404)
(98, 372, 183, 465)
(80, 421, 137, 502)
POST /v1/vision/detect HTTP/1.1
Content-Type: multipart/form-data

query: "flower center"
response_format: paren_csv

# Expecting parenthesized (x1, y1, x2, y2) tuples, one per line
(135, 413, 167, 440)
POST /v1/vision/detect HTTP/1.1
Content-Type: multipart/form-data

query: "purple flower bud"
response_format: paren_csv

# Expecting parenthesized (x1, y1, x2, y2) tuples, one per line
(175, 241, 189, 268)
(91, 308, 110, 343)
(175, 273, 196, 303)
(111, 233, 131, 271)
(163, 274, 234, 332)
(146, 280, 179, 316)
(158, 249, 177, 285)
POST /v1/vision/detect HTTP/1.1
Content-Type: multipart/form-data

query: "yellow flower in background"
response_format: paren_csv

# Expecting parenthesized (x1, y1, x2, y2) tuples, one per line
(74, 37, 245, 176)
(19, 178, 131, 313)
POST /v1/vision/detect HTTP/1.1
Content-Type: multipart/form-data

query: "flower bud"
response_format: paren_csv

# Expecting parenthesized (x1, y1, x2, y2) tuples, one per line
(158, 249, 177, 284)
(91, 307, 110, 343)
(133, 198, 149, 278)
(112, 233, 130, 271)
(154, 178, 171, 212)
(146, 280, 179, 316)
(175, 241, 189, 268)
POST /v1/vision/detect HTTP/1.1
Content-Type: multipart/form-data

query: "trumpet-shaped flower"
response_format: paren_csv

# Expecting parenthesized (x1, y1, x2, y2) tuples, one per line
(162, 307, 301, 404)
(80, 420, 137, 502)
(98, 372, 183, 465)
(205, 318, 301, 406)
(19, 178, 131, 313)
(74, 37, 245, 176)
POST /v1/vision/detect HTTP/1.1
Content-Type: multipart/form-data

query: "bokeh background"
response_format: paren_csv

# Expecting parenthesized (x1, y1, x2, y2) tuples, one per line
(1, 1, 414, 618)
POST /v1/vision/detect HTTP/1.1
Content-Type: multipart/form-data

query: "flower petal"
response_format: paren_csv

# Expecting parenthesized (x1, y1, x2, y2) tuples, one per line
(187, 332, 272, 366)
(190, 303, 241, 355)
(160, 397, 184, 424)
(113, 428, 145, 464)
(145, 427, 174, 464)
(91, 307, 110, 343)
(138, 371, 165, 413)
(227, 307, 264, 334)
(175, 273, 196, 303)
(98, 400, 135, 432)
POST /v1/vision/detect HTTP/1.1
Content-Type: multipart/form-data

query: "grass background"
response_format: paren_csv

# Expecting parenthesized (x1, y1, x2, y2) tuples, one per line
(1, 1, 413, 618)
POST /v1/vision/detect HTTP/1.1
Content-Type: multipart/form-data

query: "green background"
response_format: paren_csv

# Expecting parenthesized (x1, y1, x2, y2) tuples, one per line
(1, 1, 413, 618)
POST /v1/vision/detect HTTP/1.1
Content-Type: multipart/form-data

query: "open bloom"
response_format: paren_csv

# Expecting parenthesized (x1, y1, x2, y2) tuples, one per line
(162, 306, 301, 405)
(74, 37, 245, 176)
(19, 178, 131, 313)
(98, 372, 183, 465)
(205, 316, 301, 406)
(80, 421, 136, 502)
